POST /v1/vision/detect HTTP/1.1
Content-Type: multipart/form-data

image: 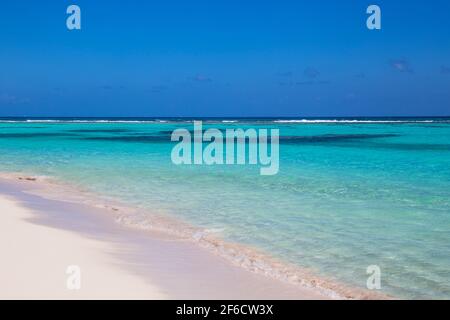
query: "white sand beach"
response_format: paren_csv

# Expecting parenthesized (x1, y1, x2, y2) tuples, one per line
(0, 195, 167, 299)
(0, 176, 329, 300)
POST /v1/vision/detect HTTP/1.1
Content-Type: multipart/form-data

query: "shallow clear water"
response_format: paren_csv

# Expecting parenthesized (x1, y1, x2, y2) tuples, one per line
(0, 117, 449, 299)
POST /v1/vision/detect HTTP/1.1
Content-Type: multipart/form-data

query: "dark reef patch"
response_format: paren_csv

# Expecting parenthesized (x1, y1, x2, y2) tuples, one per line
(81, 132, 400, 145)
(81, 135, 168, 143)
(0, 133, 76, 138)
(67, 129, 132, 133)
(279, 133, 399, 144)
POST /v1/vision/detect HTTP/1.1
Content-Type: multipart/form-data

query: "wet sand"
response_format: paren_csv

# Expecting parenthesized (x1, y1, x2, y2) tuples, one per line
(0, 176, 328, 299)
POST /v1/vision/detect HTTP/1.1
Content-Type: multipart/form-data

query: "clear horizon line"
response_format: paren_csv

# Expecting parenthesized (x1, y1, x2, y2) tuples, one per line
(1, 115, 450, 119)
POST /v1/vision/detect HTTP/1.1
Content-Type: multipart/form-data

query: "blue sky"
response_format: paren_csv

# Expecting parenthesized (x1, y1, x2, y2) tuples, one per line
(0, 0, 449, 117)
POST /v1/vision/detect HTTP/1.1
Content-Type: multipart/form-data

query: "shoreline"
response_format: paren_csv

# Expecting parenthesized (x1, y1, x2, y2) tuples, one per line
(0, 173, 331, 299)
(0, 172, 391, 299)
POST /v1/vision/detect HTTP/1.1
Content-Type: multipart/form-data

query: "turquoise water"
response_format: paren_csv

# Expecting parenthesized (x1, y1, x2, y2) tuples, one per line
(0, 118, 449, 299)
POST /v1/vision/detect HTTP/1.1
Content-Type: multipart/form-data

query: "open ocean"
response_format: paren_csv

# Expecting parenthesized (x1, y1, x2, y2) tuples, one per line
(0, 117, 449, 299)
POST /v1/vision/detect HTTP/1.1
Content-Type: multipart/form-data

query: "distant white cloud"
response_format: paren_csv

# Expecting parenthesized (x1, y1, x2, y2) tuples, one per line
(389, 58, 413, 73)
(303, 67, 320, 79)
